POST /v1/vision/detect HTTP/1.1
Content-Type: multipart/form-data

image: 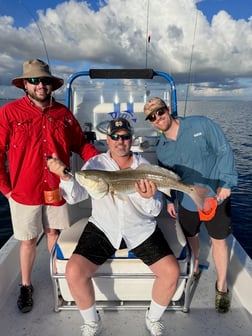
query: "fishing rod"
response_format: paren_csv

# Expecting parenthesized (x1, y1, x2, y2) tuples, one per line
(19, 1, 64, 102)
(145, 0, 150, 69)
(183, 10, 198, 117)
(19, 0, 50, 66)
(144, 0, 151, 100)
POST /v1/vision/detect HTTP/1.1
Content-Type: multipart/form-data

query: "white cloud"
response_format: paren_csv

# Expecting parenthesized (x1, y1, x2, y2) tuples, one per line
(0, 0, 252, 98)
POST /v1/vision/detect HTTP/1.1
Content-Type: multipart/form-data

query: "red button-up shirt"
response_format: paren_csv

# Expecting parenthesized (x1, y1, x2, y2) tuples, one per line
(0, 96, 99, 205)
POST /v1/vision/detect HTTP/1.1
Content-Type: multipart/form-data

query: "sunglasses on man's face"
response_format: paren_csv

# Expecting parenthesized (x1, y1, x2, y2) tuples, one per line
(147, 108, 166, 122)
(26, 78, 53, 85)
(109, 133, 132, 141)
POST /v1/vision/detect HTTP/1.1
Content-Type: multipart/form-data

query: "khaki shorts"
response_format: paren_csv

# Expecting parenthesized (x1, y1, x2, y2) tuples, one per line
(8, 197, 71, 241)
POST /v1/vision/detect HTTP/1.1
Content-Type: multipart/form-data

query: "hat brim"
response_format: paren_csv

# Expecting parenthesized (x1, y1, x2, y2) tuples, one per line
(109, 127, 133, 135)
(12, 76, 64, 91)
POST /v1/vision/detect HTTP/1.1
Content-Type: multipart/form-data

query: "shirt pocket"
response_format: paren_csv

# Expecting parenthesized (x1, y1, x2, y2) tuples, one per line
(192, 133, 209, 158)
(48, 116, 74, 144)
(10, 119, 32, 149)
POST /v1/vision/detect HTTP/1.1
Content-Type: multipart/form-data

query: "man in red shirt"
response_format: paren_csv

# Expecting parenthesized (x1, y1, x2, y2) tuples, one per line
(0, 59, 99, 313)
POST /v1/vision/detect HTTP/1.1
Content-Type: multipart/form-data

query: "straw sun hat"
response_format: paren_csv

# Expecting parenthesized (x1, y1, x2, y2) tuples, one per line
(12, 59, 64, 91)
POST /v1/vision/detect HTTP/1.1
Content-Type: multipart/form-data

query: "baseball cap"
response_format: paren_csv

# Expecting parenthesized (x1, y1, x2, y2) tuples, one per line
(107, 118, 133, 135)
(144, 97, 167, 120)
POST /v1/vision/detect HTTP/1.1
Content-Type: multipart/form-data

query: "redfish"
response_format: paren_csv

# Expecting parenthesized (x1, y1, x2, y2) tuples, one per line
(75, 164, 207, 209)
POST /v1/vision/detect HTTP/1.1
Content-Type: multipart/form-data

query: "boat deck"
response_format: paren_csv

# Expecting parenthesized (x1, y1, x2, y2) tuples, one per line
(1, 68, 251, 336)
(0, 232, 251, 336)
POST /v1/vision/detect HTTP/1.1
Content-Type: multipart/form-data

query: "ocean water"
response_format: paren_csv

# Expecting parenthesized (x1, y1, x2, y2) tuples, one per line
(0, 193, 12, 248)
(179, 100, 252, 259)
(0, 100, 251, 258)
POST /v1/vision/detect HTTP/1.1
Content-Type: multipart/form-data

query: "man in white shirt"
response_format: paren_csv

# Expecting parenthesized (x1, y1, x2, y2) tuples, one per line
(47, 118, 179, 336)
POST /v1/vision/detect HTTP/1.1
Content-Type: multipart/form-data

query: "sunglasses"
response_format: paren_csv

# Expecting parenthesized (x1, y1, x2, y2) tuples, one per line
(26, 78, 53, 85)
(109, 133, 132, 141)
(147, 108, 166, 122)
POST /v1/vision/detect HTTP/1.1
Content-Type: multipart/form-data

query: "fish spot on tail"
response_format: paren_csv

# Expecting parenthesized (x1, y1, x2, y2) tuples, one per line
(189, 185, 209, 210)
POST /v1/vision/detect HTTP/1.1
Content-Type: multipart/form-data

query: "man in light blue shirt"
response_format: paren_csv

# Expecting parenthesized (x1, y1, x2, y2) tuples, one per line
(144, 97, 238, 314)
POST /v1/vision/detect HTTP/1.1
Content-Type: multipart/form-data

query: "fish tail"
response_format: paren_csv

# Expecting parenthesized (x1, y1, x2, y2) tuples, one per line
(189, 185, 209, 210)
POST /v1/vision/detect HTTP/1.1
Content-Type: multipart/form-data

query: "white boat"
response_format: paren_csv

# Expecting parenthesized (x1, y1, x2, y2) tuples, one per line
(0, 69, 251, 336)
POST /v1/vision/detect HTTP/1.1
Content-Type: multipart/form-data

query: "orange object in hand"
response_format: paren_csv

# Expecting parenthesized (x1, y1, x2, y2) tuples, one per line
(198, 197, 218, 221)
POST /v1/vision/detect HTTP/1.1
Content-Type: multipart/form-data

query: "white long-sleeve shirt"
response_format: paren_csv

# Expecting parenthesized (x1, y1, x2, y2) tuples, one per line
(60, 151, 163, 249)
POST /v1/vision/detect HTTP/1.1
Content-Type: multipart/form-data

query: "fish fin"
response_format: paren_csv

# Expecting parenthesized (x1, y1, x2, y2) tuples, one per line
(136, 163, 152, 171)
(114, 193, 129, 201)
(108, 187, 129, 202)
(90, 190, 108, 200)
(136, 164, 181, 180)
(86, 189, 107, 200)
(120, 167, 134, 172)
(158, 187, 171, 197)
(188, 185, 209, 210)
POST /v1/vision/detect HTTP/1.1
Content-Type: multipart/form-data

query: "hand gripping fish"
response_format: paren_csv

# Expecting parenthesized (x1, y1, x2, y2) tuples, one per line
(75, 164, 208, 210)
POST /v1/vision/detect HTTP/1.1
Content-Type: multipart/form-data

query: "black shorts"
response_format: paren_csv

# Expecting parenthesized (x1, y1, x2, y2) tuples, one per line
(73, 222, 173, 266)
(178, 197, 232, 239)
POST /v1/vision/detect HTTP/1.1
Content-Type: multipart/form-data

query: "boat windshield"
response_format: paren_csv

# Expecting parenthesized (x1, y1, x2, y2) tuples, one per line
(67, 73, 172, 140)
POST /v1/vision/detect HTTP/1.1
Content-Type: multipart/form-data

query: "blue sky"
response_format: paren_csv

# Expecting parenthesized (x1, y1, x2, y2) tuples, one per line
(2, 1, 250, 27)
(0, 0, 252, 99)
(196, 0, 250, 22)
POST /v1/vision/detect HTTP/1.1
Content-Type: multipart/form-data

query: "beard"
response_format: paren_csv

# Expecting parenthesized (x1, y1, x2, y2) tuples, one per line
(114, 147, 131, 157)
(163, 117, 173, 132)
(27, 90, 51, 103)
